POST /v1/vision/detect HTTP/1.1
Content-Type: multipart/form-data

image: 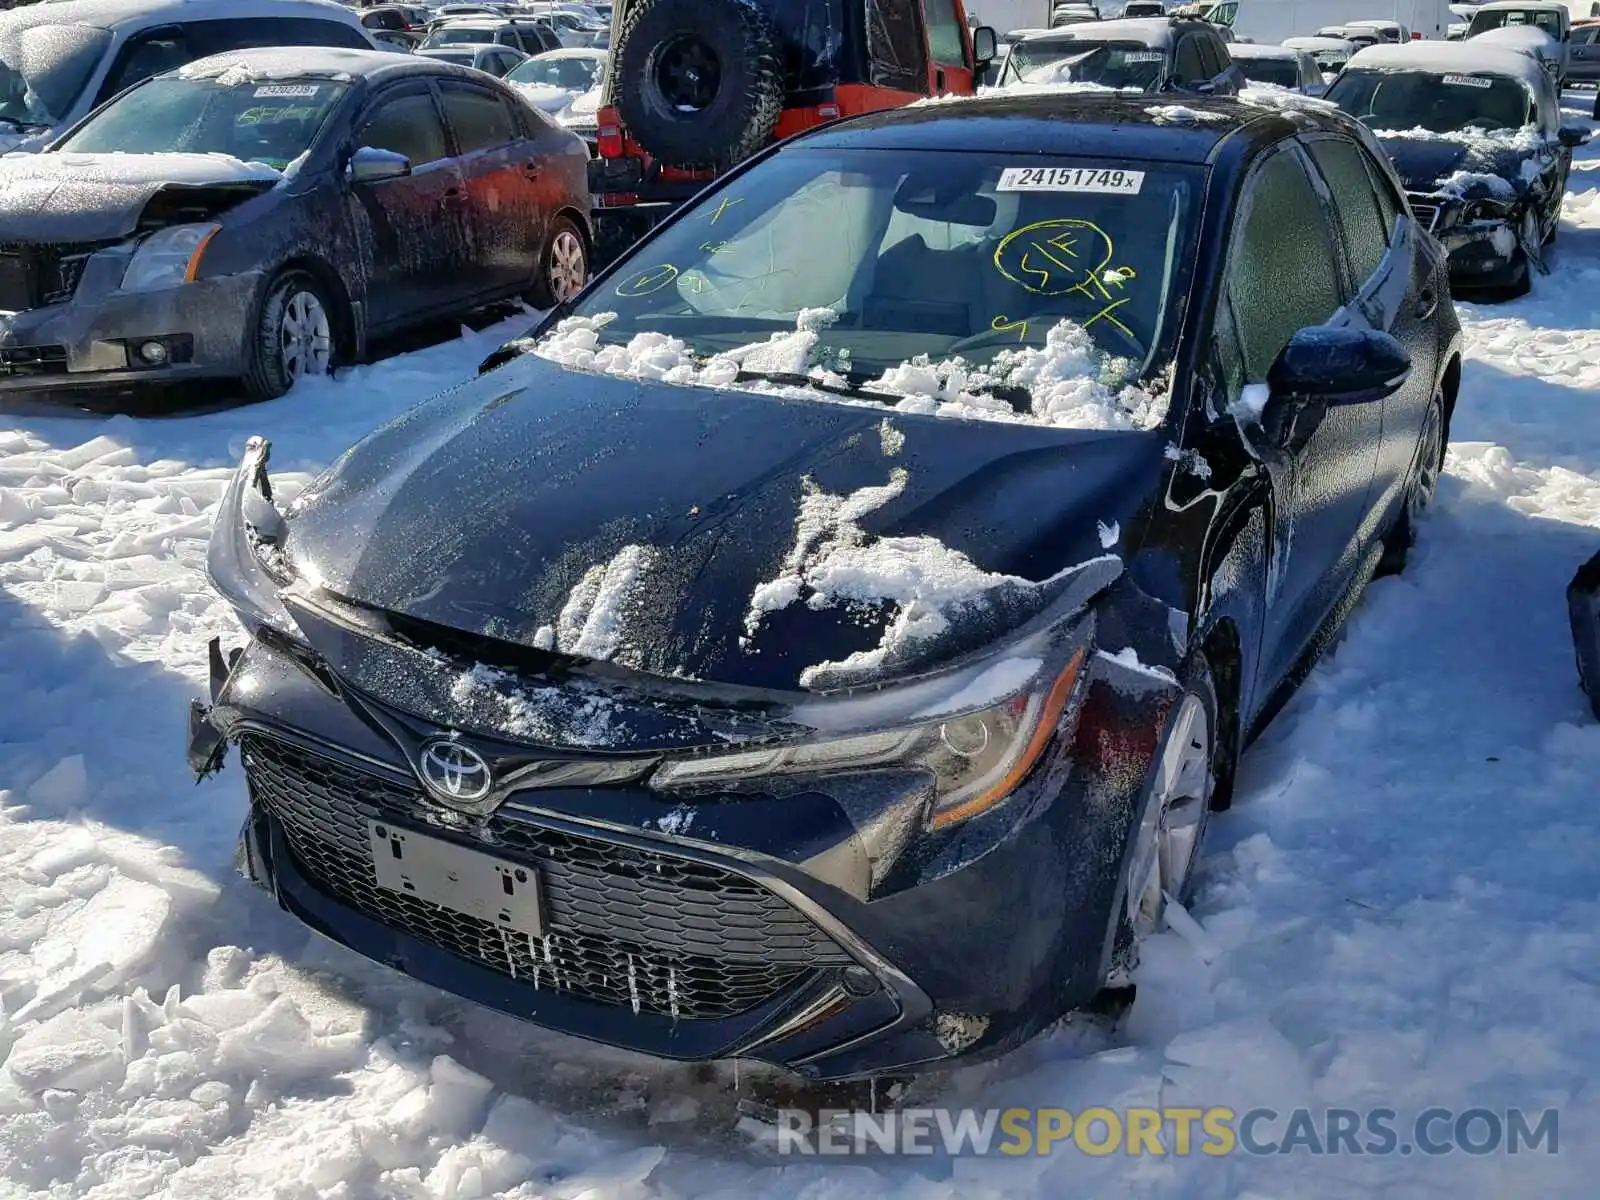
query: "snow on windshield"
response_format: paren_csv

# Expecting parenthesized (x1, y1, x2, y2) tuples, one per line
(532, 312, 1168, 432)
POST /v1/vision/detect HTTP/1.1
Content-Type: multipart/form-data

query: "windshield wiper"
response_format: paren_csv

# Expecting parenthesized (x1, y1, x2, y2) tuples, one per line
(0, 116, 48, 132)
(734, 368, 1032, 414)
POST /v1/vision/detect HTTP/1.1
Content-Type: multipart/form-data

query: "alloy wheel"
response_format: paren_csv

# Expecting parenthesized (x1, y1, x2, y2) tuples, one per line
(279, 289, 332, 382)
(548, 229, 588, 302)
(1410, 398, 1444, 528)
(1128, 691, 1213, 938)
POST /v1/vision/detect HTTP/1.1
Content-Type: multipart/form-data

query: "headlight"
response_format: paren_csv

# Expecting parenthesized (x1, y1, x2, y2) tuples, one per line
(651, 647, 1086, 830)
(207, 436, 300, 636)
(121, 222, 220, 292)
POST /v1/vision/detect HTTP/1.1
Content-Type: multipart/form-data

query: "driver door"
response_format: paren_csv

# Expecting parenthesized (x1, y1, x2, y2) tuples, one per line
(1214, 144, 1384, 693)
(345, 84, 479, 330)
(922, 0, 974, 95)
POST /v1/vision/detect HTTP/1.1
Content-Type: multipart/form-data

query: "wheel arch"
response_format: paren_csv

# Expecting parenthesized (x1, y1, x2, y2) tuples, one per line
(1195, 618, 1243, 811)
(272, 256, 359, 363)
(1439, 351, 1462, 442)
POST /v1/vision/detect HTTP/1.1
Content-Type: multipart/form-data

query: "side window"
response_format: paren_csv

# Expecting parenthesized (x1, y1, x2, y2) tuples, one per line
(866, 0, 929, 91)
(1227, 148, 1346, 382)
(439, 85, 519, 154)
(1173, 36, 1206, 84)
(98, 28, 192, 103)
(923, 0, 968, 66)
(1305, 138, 1391, 287)
(357, 90, 449, 165)
(189, 18, 370, 55)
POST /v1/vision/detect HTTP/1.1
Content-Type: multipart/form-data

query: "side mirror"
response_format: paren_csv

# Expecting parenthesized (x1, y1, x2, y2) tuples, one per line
(972, 25, 998, 65)
(347, 145, 411, 183)
(1258, 327, 1411, 449)
(1558, 125, 1591, 148)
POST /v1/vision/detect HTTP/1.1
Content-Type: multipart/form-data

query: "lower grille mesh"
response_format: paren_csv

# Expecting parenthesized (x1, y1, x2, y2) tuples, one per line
(240, 734, 848, 1020)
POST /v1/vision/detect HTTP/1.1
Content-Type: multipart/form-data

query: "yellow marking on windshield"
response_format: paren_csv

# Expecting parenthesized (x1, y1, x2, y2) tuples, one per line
(991, 314, 1030, 342)
(707, 195, 744, 224)
(615, 264, 679, 297)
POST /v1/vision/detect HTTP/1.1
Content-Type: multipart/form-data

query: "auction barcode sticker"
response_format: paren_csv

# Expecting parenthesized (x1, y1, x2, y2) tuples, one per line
(1441, 74, 1492, 88)
(998, 166, 1145, 194)
(1123, 51, 1166, 62)
(254, 84, 320, 97)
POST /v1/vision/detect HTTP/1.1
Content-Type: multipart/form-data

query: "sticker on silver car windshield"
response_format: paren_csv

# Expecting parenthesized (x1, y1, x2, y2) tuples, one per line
(1441, 74, 1493, 88)
(997, 166, 1145, 194)
(253, 84, 320, 97)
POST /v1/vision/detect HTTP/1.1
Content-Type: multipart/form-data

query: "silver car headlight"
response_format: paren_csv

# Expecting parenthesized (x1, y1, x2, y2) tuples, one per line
(122, 222, 220, 292)
(651, 646, 1087, 830)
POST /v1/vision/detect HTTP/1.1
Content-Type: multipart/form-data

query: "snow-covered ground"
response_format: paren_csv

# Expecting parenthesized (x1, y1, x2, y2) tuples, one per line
(2, 108, 1600, 1198)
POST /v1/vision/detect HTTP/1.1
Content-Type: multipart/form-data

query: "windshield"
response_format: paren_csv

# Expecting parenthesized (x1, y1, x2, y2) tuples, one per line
(508, 55, 602, 88)
(1327, 68, 1532, 133)
(59, 76, 347, 169)
(1468, 8, 1563, 36)
(1237, 58, 1300, 88)
(1002, 40, 1167, 88)
(0, 23, 112, 129)
(1307, 49, 1349, 71)
(422, 26, 497, 46)
(565, 147, 1199, 403)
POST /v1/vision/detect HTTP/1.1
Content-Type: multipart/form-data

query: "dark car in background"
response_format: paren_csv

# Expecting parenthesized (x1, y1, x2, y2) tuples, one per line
(417, 43, 527, 76)
(0, 48, 590, 401)
(1226, 43, 1327, 94)
(1327, 42, 1585, 297)
(998, 17, 1244, 93)
(191, 92, 1461, 1080)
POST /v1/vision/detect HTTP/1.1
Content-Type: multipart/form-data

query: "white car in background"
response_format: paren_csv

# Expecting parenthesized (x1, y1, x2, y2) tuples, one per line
(506, 47, 604, 145)
(0, 0, 375, 153)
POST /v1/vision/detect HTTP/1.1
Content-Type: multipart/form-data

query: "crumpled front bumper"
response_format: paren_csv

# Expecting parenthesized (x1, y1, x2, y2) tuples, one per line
(188, 616, 1179, 1080)
(0, 268, 262, 393)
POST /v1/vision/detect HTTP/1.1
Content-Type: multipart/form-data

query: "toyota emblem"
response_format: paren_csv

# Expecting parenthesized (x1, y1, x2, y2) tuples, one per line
(418, 738, 492, 806)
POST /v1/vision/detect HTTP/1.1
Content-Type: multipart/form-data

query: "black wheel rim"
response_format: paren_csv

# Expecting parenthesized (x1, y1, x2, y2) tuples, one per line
(653, 35, 721, 112)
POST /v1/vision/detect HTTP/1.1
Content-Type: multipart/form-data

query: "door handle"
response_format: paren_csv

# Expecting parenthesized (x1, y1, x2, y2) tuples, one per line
(935, 67, 946, 91)
(1414, 287, 1436, 319)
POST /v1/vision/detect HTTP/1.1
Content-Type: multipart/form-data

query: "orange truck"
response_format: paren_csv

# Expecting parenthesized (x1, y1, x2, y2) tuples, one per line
(587, 0, 998, 261)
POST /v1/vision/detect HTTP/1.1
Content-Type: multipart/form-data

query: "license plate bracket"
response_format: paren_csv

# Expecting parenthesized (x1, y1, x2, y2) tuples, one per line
(368, 820, 544, 936)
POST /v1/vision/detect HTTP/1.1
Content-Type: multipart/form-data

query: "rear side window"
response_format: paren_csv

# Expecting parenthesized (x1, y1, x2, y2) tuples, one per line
(867, 0, 929, 91)
(440, 85, 518, 153)
(357, 90, 449, 165)
(1173, 36, 1205, 84)
(924, 0, 968, 66)
(1227, 148, 1345, 381)
(1305, 138, 1391, 286)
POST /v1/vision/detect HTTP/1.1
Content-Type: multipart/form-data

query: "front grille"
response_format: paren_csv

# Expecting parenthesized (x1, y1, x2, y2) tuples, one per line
(0, 242, 110, 312)
(0, 345, 67, 376)
(240, 733, 850, 1020)
(1407, 198, 1441, 232)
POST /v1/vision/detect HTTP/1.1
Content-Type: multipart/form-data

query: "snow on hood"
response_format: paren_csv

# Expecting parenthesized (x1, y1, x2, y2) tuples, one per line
(1372, 124, 1551, 195)
(511, 80, 578, 113)
(532, 313, 1167, 433)
(740, 466, 1115, 688)
(0, 151, 282, 241)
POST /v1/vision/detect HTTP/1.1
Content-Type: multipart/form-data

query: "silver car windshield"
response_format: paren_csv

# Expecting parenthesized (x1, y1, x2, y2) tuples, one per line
(0, 23, 112, 129)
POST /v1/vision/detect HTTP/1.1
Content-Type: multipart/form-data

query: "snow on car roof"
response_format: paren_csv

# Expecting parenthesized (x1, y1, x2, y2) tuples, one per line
(1472, 25, 1561, 55)
(1228, 44, 1304, 60)
(0, 0, 363, 34)
(1473, 0, 1566, 10)
(1283, 36, 1357, 51)
(1015, 17, 1176, 46)
(529, 47, 605, 59)
(178, 46, 397, 80)
(1345, 40, 1552, 90)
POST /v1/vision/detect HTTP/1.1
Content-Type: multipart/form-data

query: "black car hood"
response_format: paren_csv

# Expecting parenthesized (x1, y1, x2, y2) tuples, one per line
(284, 353, 1167, 692)
(1379, 135, 1535, 198)
(0, 152, 281, 242)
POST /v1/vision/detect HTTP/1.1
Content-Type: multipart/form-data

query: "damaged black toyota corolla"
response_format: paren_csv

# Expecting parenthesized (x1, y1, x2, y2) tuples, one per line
(190, 94, 1462, 1079)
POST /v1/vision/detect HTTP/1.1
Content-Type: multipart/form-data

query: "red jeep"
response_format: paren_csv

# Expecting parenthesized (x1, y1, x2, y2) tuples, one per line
(588, 0, 998, 261)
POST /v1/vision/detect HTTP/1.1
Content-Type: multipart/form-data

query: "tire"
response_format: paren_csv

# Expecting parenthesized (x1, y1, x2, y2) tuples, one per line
(243, 270, 338, 402)
(1105, 657, 1224, 987)
(1378, 389, 1445, 576)
(612, 0, 783, 169)
(526, 216, 589, 310)
(1570, 551, 1600, 722)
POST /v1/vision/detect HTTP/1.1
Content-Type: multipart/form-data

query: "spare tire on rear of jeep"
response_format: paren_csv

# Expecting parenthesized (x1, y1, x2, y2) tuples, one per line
(613, 0, 784, 169)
